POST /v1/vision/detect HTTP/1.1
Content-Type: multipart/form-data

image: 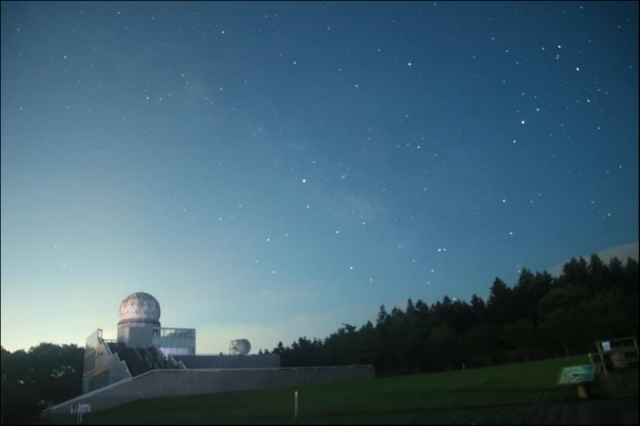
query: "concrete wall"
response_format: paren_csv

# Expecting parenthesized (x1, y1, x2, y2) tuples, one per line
(82, 334, 131, 394)
(42, 366, 374, 423)
(118, 322, 156, 348)
(174, 354, 280, 369)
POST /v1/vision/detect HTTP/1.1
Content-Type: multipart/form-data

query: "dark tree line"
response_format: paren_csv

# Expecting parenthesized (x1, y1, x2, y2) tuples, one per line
(1, 343, 84, 423)
(266, 255, 638, 376)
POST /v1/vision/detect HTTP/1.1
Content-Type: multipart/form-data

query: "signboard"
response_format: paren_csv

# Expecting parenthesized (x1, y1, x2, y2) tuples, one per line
(557, 364, 596, 385)
(612, 352, 628, 369)
(70, 403, 91, 414)
(70, 403, 90, 424)
(602, 341, 611, 352)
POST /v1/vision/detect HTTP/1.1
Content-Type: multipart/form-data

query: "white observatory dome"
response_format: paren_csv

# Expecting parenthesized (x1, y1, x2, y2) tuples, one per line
(119, 292, 161, 323)
(232, 339, 251, 355)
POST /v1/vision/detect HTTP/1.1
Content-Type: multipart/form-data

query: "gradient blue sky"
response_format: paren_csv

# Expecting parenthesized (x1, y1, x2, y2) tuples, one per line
(2, 1, 638, 354)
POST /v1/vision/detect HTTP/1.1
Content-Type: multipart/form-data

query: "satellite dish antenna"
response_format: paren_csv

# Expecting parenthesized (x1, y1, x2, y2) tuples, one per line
(229, 339, 251, 355)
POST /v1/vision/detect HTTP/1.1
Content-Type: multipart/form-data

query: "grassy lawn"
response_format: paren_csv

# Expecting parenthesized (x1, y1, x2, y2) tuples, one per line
(592, 364, 639, 399)
(82, 355, 636, 425)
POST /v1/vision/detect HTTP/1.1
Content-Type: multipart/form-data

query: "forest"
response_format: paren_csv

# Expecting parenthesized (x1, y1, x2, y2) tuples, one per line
(265, 255, 639, 374)
(1, 254, 638, 423)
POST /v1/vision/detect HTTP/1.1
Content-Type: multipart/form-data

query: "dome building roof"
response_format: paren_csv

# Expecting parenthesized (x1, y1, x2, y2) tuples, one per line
(231, 339, 251, 355)
(118, 292, 161, 324)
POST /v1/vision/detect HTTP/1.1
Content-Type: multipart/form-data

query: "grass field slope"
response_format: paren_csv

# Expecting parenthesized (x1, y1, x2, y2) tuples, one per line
(82, 356, 639, 425)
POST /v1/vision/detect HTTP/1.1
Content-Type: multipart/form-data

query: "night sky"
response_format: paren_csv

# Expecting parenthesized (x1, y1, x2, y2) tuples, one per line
(1, 1, 638, 354)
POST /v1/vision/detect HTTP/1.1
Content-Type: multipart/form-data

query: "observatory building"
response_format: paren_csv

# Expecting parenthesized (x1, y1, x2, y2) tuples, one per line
(42, 292, 374, 422)
(117, 292, 195, 356)
(82, 292, 279, 393)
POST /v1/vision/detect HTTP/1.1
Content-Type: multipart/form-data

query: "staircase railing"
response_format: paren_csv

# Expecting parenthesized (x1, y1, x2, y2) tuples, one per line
(149, 346, 167, 368)
(133, 347, 142, 361)
(143, 350, 154, 369)
(167, 354, 181, 369)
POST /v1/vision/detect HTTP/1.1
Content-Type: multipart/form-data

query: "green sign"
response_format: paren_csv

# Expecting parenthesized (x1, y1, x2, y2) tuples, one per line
(557, 364, 596, 385)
